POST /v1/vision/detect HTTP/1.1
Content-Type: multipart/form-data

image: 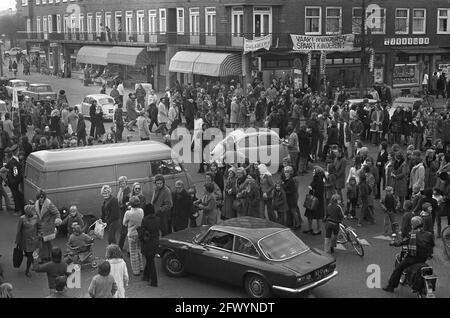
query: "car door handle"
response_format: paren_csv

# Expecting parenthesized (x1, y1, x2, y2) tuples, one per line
(221, 255, 229, 260)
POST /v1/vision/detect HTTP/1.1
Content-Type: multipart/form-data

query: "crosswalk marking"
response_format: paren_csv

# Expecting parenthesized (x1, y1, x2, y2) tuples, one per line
(358, 239, 370, 246)
(373, 235, 393, 241)
(335, 244, 347, 250)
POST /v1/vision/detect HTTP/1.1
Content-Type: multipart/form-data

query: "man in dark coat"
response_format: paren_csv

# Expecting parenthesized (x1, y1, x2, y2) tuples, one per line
(436, 73, 447, 99)
(171, 180, 193, 232)
(140, 203, 160, 287)
(89, 101, 97, 137)
(100, 185, 121, 245)
(0, 145, 24, 216)
(183, 98, 196, 132)
(151, 174, 173, 236)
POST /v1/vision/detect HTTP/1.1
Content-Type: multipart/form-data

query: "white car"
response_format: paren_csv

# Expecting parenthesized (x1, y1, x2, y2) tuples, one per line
(77, 94, 116, 121)
(209, 129, 289, 173)
(4, 47, 27, 58)
(5, 79, 29, 98)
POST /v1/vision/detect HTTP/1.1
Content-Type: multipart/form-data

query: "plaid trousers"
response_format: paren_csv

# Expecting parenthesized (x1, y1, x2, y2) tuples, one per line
(128, 235, 144, 275)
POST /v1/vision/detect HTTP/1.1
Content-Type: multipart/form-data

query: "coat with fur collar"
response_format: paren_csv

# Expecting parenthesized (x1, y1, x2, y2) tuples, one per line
(35, 198, 61, 237)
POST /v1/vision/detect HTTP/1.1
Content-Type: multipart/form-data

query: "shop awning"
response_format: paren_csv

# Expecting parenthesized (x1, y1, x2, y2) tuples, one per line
(106, 47, 150, 66)
(169, 51, 242, 77)
(397, 47, 450, 55)
(76, 46, 112, 66)
(169, 51, 202, 74)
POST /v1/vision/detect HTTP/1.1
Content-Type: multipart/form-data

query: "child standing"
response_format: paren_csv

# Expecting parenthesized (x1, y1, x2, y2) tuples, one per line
(357, 174, 371, 227)
(419, 202, 434, 235)
(400, 200, 414, 238)
(346, 177, 359, 219)
(88, 261, 117, 298)
(272, 182, 288, 225)
(380, 186, 399, 236)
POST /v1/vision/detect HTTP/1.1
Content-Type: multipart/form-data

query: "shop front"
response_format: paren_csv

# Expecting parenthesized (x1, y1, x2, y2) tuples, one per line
(169, 50, 243, 87)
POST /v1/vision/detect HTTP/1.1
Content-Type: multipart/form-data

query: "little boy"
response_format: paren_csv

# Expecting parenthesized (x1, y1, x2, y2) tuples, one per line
(419, 202, 434, 235)
(400, 200, 415, 238)
(380, 186, 399, 236)
(346, 177, 359, 219)
(88, 261, 117, 298)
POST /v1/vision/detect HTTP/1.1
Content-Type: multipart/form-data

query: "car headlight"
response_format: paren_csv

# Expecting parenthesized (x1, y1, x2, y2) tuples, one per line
(297, 274, 312, 283)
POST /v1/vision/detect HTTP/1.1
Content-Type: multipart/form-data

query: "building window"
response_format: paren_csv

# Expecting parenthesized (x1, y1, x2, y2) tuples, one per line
(79, 14, 84, 33)
(36, 16, 41, 33)
(48, 15, 52, 33)
(253, 7, 271, 38)
(87, 13, 93, 34)
(232, 7, 243, 37)
(189, 8, 200, 36)
(56, 14, 61, 33)
(149, 10, 157, 34)
(71, 14, 77, 33)
(438, 9, 450, 34)
(305, 7, 321, 35)
(177, 8, 185, 34)
(115, 12, 122, 32)
(43, 16, 47, 33)
(326, 7, 341, 34)
(159, 9, 166, 34)
(64, 15, 69, 33)
(352, 7, 363, 34)
(137, 10, 144, 35)
(395, 9, 409, 34)
(96, 12, 103, 36)
(26, 18, 31, 32)
(367, 7, 386, 34)
(125, 11, 133, 35)
(205, 7, 216, 36)
(412, 9, 426, 34)
(105, 12, 112, 29)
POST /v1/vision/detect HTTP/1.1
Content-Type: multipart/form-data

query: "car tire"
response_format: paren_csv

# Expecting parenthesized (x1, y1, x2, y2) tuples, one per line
(244, 274, 271, 298)
(162, 251, 186, 277)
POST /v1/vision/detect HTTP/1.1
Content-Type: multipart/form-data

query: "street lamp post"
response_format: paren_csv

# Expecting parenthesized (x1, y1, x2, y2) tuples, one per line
(0, 40, 3, 77)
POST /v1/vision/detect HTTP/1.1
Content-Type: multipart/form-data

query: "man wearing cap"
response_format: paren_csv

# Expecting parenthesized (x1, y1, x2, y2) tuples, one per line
(137, 110, 151, 141)
(0, 144, 24, 216)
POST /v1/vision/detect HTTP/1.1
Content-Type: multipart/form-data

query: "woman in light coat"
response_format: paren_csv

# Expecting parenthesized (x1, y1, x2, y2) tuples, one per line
(259, 164, 275, 221)
(15, 205, 39, 277)
(106, 244, 129, 298)
(230, 97, 239, 128)
(123, 196, 144, 275)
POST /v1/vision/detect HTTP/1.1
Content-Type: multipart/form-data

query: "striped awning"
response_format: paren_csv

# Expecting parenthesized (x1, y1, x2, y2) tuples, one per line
(76, 46, 112, 66)
(106, 46, 151, 66)
(169, 51, 242, 77)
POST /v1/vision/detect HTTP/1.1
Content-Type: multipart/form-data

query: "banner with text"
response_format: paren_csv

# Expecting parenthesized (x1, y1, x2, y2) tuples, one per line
(244, 35, 272, 53)
(291, 34, 355, 52)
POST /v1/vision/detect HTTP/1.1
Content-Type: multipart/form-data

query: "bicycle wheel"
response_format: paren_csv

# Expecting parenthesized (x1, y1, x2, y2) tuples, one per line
(336, 224, 348, 244)
(348, 228, 364, 257)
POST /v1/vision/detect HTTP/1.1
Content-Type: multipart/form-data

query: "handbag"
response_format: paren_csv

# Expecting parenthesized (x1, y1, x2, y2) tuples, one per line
(303, 194, 319, 211)
(13, 245, 24, 268)
(42, 232, 56, 242)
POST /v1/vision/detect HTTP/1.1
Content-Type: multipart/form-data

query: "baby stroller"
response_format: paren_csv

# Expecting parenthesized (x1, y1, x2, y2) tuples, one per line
(64, 219, 107, 269)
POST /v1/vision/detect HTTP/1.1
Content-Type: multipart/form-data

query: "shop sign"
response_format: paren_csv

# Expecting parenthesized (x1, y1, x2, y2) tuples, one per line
(294, 77, 302, 89)
(244, 34, 272, 53)
(392, 63, 419, 87)
(438, 63, 450, 74)
(50, 43, 59, 48)
(374, 67, 384, 84)
(291, 34, 354, 52)
(384, 37, 429, 46)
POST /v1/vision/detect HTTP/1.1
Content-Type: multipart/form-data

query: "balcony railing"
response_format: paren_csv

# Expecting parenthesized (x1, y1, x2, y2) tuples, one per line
(17, 31, 293, 49)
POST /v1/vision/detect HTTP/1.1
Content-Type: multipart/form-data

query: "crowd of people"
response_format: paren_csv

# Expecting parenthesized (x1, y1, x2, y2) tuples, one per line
(0, 69, 450, 297)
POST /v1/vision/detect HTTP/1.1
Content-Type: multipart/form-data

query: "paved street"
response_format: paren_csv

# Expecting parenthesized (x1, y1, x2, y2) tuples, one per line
(0, 68, 449, 298)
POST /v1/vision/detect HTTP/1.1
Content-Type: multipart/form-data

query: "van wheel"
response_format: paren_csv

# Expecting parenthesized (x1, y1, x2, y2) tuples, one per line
(162, 252, 186, 277)
(244, 274, 271, 298)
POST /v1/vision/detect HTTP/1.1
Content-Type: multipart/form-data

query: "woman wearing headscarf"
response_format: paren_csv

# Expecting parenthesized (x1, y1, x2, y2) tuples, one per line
(15, 204, 38, 277)
(391, 152, 409, 209)
(303, 166, 325, 235)
(282, 166, 301, 230)
(259, 164, 275, 221)
(131, 182, 146, 209)
(123, 196, 144, 275)
(140, 203, 160, 287)
(117, 176, 131, 252)
(223, 167, 237, 220)
(101, 185, 121, 245)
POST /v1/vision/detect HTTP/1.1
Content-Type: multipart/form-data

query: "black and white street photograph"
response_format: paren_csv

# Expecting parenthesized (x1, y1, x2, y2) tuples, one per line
(0, 0, 449, 305)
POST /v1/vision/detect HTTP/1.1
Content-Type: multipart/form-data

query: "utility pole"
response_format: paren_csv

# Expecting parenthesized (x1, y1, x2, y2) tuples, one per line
(360, 0, 368, 97)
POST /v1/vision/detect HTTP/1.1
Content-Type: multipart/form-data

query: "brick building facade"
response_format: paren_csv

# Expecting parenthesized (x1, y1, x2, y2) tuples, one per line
(15, 0, 450, 95)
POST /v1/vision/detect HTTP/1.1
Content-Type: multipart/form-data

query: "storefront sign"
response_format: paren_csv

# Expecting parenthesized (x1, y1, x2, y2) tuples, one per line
(50, 43, 59, 48)
(374, 67, 384, 84)
(392, 64, 419, 87)
(244, 35, 272, 53)
(384, 37, 429, 46)
(291, 34, 354, 52)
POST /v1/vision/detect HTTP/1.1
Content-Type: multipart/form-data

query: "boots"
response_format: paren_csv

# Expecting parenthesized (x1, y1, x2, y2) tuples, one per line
(324, 238, 332, 253)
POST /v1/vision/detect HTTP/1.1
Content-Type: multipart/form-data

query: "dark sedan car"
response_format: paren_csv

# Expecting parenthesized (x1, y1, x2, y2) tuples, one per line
(158, 217, 338, 298)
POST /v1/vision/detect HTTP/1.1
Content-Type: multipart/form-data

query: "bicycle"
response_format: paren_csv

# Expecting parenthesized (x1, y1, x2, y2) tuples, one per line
(336, 222, 364, 257)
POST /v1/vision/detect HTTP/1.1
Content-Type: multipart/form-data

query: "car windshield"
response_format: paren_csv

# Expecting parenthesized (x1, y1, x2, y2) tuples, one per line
(98, 98, 114, 105)
(14, 82, 27, 87)
(258, 230, 309, 261)
(32, 85, 51, 92)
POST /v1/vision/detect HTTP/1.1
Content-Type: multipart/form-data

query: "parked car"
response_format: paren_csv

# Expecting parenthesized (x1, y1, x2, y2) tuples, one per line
(4, 47, 27, 58)
(5, 79, 29, 98)
(23, 83, 57, 102)
(158, 217, 338, 298)
(76, 94, 117, 121)
(209, 128, 289, 173)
